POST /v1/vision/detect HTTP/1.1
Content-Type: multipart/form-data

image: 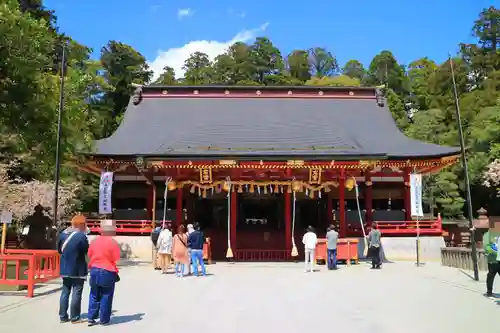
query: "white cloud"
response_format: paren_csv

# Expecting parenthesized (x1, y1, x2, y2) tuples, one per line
(177, 8, 193, 20)
(227, 8, 246, 18)
(149, 23, 269, 80)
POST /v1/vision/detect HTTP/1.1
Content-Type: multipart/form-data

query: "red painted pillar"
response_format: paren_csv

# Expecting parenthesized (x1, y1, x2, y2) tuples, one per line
(404, 169, 411, 221)
(285, 191, 292, 251)
(365, 173, 373, 229)
(230, 191, 237, 250)
(339, 175, 346, 238)
(176, 187, 183, 228)
(147, 184, 154, 220)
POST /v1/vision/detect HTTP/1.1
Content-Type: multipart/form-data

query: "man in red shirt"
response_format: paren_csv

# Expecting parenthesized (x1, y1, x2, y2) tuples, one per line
(87, 220, 121, 326)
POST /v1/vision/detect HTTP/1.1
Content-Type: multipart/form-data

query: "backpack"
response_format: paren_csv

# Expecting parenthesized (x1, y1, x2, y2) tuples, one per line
(151, 229, 161, 246)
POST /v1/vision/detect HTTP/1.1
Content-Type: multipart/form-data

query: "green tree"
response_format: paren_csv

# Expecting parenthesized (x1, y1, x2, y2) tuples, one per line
(364, 50, 407, 95)
(100, 41, 152, 121)
(154, 66, 176, 85)
(308, 47, 338, 77)
(250, 37, 284, 83)
(182, 52, 214, 84)
(286, 50, 311, 82)
(342, 60, 366, 80)
(407, 57, 437, 110)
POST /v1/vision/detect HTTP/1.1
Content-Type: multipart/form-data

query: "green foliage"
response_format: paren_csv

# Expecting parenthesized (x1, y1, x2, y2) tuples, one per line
(2, 1, 500, 219)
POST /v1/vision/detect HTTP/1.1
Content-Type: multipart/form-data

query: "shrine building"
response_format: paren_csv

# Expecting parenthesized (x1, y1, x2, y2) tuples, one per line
(76, 85, 459, 261)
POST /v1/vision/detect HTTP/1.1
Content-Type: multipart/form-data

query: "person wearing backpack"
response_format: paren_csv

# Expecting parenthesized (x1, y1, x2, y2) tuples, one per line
(57, 215, 89, 324)
(483, 220, 500, 299)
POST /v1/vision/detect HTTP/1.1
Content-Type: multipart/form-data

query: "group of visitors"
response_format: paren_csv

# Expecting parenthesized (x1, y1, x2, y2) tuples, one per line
(302, 223, 383, 272)
(152, 221, 207, 277)
(58, 215, 121, 326)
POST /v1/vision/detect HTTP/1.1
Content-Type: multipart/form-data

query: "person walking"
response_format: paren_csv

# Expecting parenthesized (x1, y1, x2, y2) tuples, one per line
(483, 221, 500, 299)
(188, 222, 207, 277)
(157, 223, 173, 274)
(186, 224, 195, 275)
(367, 223, 382, 269)
(326, 225, 339, 270)
(172, 225, 189, 277)
(87, 221, 121, 326)
(57, 215, 89, 324)
(302, 226, 318, 273)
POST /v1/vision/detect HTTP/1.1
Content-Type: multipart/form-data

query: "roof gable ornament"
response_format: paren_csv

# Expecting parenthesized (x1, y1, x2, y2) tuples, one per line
(375, 87, 385, 107)
(132, 86, 143, 105)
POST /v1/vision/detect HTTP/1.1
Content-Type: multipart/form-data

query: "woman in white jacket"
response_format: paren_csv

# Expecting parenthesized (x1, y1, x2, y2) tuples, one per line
(302, 225, 318, 273)
(157, 223, 173, 274)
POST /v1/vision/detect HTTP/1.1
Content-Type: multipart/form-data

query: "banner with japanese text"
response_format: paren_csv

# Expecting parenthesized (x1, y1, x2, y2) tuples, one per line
(99, 172, 114, 215)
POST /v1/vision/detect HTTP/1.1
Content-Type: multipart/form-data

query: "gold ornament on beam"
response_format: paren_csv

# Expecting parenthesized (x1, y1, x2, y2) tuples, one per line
(345, 178, 356, 191)
(292, 181, 301, 192)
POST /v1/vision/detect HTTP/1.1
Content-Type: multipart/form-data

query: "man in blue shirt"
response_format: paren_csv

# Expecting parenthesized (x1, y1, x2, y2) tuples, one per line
(57, 215, 89, 324)
(187, 222, 206, 277)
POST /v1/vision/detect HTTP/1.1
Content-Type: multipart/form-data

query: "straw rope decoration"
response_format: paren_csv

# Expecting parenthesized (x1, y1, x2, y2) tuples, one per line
(352, 177, 369, 256)
(291, 190, 298, 257)
(162, 176, 172, 228)
(225, 177, 234, 259)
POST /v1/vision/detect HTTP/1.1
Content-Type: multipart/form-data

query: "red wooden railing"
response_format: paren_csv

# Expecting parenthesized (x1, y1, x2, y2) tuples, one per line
(348, 218, 442, 237)
(0, 249, 60, 297)
(86, 219, 153, 234)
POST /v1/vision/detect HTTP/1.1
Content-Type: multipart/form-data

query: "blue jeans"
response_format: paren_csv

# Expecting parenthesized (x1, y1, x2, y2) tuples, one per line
(191, 249, 206, 276)
(327, 249, 337, 269)
(59, 277, 84, 321)
(175, 263, 185, 276)
(88, 268, 117, 324)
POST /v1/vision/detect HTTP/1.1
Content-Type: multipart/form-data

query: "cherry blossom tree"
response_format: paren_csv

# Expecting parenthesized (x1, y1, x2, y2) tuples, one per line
(0, 163, 79, 225)
(483, 159, 500, 196)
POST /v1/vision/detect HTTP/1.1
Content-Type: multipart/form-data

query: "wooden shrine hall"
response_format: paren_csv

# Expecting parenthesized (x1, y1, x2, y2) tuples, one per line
(77, 85, 459, 260)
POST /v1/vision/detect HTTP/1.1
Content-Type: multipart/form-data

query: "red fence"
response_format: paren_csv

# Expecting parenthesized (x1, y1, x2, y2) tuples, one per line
(348, 219, 442, 237)
(83, 218, 442, 237)
(86, 219, 153, 234)
(0, 249, 60, 297)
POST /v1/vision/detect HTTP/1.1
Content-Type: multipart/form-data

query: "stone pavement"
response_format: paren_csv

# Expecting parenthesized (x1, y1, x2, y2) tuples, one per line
(0, 261, 498, 333)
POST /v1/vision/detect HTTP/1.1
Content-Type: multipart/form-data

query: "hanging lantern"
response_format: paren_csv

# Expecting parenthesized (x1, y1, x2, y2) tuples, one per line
(345, 178, 356, 191)
(249, 184, 255, 193)
(211, 187, 214, 195)
(324, 186, 331, 193)
(238, 185, 243, 193)
(198, 187, 202, 196)
(257, 186, 261, 194)
(190, 185, 196, 194)
(167, 181, 177, 191)
(287, 185, 292, 193)
(280, 185, 284, 193)
(223, 181, 231, 192)
(309, 190, 315, 199)
(274, 184, 279, 193)
(202, 189, 207, 198)
(264, 186, 268, 194)
(245, 184, 249, 192)
(270, 185, 273, 194)
(292, 181, 301, 192)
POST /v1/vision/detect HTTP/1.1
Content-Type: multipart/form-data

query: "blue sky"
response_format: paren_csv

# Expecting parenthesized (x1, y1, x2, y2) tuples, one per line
(45, 0, 498, 78)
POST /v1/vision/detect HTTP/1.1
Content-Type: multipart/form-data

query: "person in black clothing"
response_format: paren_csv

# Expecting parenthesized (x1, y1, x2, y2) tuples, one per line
(151, 221, 162, 270)
(187, 222, 206, 277)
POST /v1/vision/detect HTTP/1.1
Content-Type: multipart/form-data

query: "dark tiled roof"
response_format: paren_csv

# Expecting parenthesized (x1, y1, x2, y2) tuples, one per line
(92, 94, 460, 159)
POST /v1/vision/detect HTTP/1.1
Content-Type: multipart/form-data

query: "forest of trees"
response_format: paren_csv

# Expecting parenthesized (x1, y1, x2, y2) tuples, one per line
(1, 0, 499, 219)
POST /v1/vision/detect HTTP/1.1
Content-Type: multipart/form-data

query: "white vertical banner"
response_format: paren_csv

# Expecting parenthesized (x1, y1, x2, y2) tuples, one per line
(99, 172, 114, 215)
(410, 173, 424, 217)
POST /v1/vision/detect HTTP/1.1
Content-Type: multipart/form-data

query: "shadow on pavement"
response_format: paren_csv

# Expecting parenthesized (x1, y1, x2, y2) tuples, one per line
(0, 285, 62, 298)
(109, 312, 145, 325)
(459, 269, 478, 281)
